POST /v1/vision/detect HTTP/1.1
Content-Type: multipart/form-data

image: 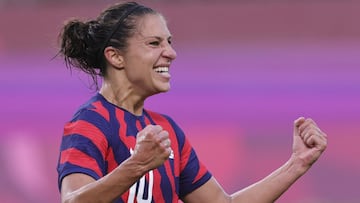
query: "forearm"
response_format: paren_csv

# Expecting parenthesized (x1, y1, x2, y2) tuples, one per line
(63, 157, 146, 203)
(230, 156, 309, 203)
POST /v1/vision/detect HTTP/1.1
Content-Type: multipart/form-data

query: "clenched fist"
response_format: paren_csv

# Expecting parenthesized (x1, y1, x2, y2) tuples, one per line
(132, 125, 172, 171)
(292, 117, 327, 168)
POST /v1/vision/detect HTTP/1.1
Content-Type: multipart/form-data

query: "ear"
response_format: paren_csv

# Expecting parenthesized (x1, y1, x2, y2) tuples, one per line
(103, 47, 125, 69)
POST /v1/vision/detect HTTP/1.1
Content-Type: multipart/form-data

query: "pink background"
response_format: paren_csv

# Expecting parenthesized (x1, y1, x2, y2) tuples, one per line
(1, 1, 359, 202)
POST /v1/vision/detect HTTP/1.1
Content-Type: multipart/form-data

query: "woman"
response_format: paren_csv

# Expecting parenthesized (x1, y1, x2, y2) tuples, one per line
(57, 2, 327, 203)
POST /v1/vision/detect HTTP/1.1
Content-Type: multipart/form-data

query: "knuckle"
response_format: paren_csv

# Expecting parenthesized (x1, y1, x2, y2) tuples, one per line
(155, 125, 163, 131)
(161, 130, 169, 138)
(306, 118, 314, 123)
(145, 124, 154, 130)
(309, 129, 316, 134)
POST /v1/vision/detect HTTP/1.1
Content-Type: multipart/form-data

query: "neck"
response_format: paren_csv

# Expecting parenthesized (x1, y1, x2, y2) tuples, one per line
(99, 80, 145, 116)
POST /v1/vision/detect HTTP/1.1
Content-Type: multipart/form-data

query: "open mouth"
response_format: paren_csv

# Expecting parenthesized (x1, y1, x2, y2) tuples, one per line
(154, 67, 169, 75)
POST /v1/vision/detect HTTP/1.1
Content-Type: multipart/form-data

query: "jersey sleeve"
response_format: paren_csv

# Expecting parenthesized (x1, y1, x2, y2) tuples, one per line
(164, 116, 212, 198)
(57, 108, 110, 191)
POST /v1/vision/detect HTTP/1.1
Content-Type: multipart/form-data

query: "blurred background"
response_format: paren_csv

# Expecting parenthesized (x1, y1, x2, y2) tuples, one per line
(1, 0, 359, 202)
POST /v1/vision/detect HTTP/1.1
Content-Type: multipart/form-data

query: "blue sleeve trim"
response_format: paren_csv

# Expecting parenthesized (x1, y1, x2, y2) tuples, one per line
(57, 163, 101, 191)
(180, 172, 212, 198)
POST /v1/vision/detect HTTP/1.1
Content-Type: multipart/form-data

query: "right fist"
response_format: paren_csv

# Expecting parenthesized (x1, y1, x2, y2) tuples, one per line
(132, 125, 171, 170)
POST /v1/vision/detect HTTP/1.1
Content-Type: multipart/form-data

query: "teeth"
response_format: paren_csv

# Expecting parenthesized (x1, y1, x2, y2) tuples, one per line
(154, 67, 169, 73)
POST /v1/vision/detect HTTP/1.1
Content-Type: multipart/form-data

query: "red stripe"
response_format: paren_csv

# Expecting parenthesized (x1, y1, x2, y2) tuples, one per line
(63, 120, 108, 160)
(180, 138, 191, 172)
(144, 116, 152, 125)
(114, 109, 138, 201)
(120, 191, 130, 202)
(146, 111, 180, 202)
(152, 169, 166, 202)
(182, 137, 208, 184)
(115, 108, 136, 150)
(192, 160, 208, 184)
(146, 111, 180, 176)
(60, 148, 103, 178)
(163, 161, 178, 203)
(91, 101, 110, 122)
(135, 119, 142, 130)
(106, 147, 117, 173)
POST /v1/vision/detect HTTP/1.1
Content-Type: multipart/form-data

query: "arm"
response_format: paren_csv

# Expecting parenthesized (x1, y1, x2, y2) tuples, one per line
(183, 117, 327, 203)
(61, 125, 172, 203)
(61, 157, 146, 203)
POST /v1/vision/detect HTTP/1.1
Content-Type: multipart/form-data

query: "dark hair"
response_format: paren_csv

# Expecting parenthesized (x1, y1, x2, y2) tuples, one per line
(58, 1, 157, 88)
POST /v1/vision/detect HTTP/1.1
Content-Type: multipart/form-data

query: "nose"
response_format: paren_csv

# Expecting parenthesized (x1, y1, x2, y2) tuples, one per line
(162, 44, 177, 61)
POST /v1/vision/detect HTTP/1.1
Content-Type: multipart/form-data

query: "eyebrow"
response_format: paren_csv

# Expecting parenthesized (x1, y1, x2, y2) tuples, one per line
(144, 35, 172, 41)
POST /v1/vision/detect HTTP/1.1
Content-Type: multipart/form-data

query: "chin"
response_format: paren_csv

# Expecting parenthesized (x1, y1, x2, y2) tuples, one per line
(148, 88, 169, 97)
(157, 83, 171, 93)
(158, 87, 170, 93)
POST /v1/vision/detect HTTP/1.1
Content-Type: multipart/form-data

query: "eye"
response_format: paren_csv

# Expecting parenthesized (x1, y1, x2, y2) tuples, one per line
(149, 41, 160, 46)
(168, 39, 172, 45)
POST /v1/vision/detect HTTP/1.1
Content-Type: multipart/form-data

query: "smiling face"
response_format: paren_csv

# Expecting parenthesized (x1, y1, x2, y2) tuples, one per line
(121, 14, 177, 97)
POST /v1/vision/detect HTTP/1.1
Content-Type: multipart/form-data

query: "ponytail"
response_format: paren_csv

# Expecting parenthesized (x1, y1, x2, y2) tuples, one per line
(58, 19, 102, 85)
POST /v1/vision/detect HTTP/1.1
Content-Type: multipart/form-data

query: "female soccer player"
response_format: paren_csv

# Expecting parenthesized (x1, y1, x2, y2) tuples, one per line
(56, 2, 327, 202)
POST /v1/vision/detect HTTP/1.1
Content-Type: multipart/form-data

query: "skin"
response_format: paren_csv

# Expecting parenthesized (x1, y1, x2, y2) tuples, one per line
(99, 14, 176, 116)
(60, 13, 328, 203)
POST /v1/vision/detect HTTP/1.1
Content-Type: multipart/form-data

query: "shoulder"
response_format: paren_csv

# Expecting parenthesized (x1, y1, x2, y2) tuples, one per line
(63, 95, 112, 149)
(70, 94, 112, 123)
(65, 94, 114, 137)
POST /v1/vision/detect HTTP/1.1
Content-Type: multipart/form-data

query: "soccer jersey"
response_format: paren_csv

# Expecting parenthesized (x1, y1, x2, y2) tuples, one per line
(57, 93, 212, 202)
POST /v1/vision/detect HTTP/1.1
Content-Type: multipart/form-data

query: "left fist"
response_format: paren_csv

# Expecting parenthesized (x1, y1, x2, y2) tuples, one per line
(293, 117, 328, 166)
